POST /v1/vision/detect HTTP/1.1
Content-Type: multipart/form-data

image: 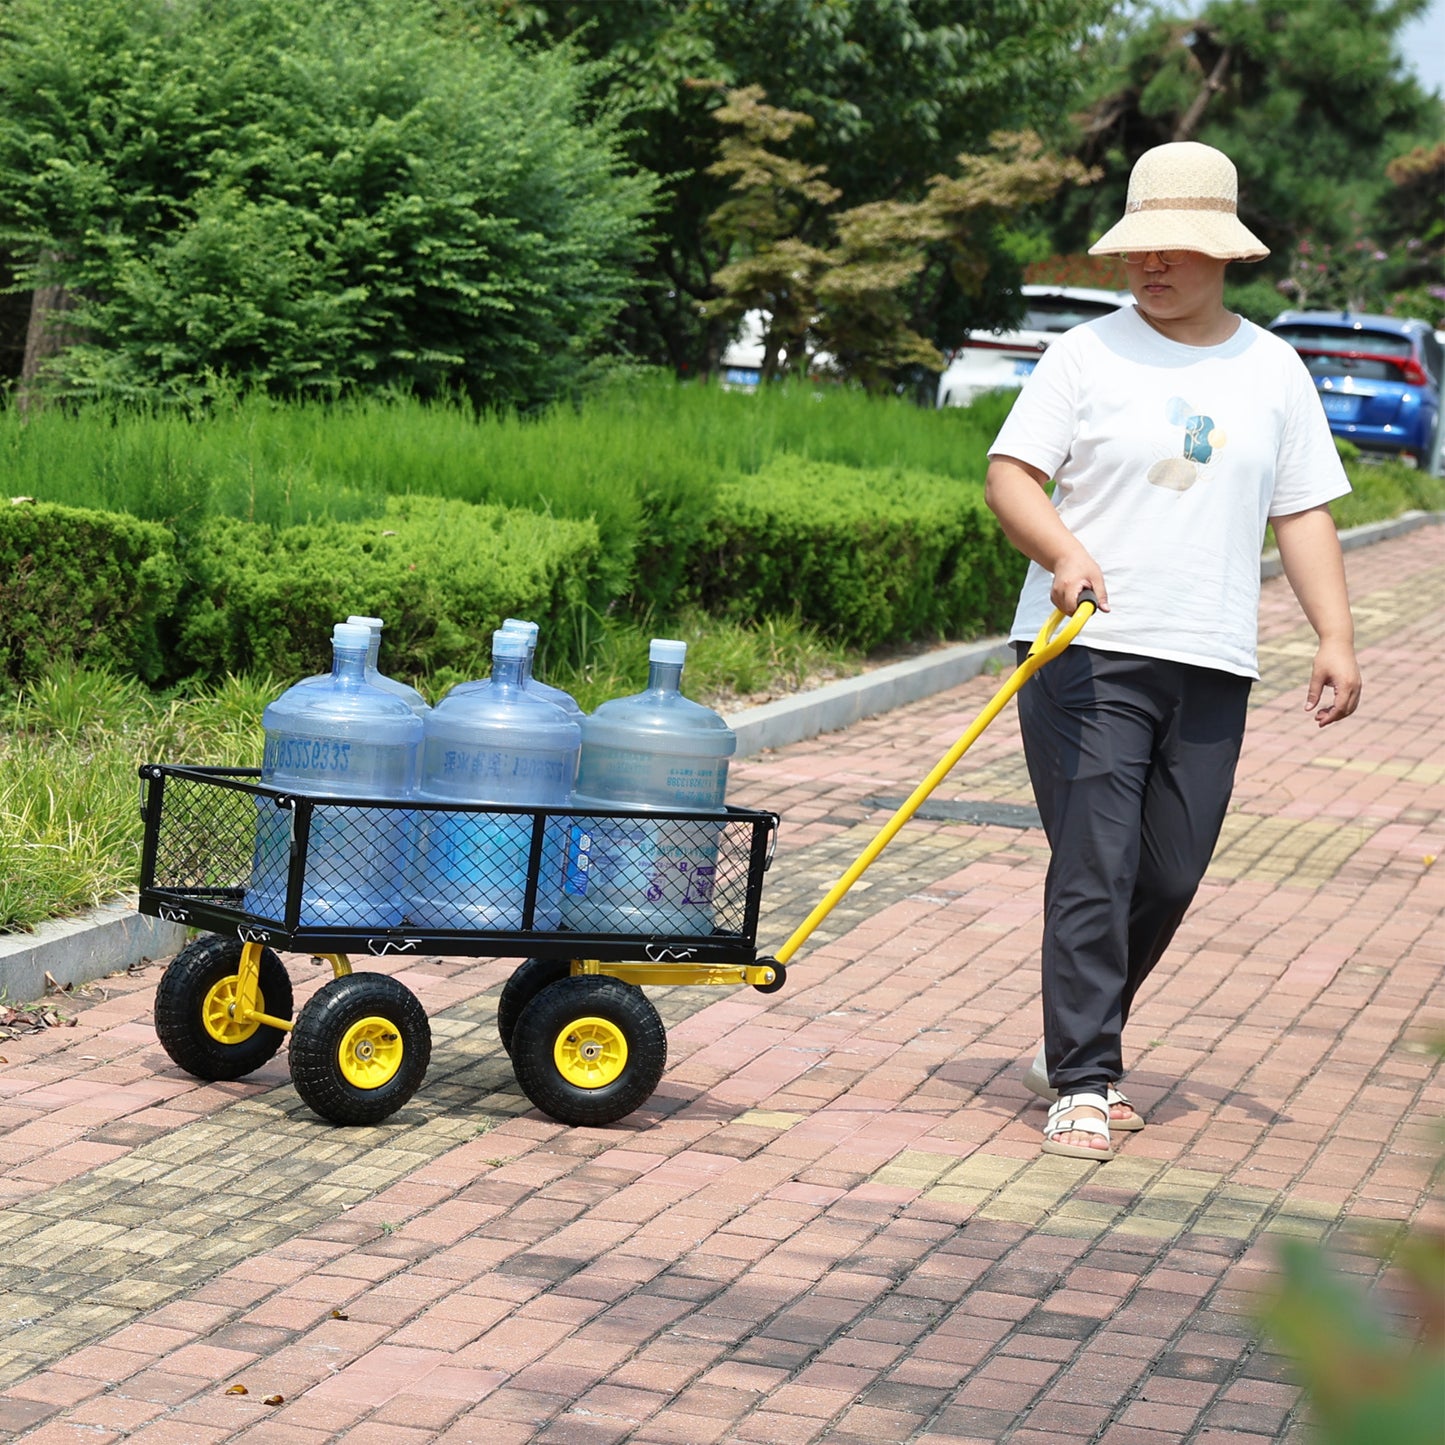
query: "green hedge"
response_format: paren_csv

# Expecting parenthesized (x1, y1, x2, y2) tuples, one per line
(173, 495, 603, 683)
(0, 501, 182, 685)
(690, 457, 1025, 652)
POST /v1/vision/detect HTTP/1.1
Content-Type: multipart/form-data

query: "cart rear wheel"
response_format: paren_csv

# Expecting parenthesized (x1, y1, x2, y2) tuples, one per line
(289, 973, 431, 1125)
(511, 975, 666, 1127)
(497, 957, 572, 1054)
(154, 935, 293, 1081)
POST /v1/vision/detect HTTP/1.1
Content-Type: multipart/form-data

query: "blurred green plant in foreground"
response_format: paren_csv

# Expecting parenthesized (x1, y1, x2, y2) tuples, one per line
(1260, 1040, 1445, 1444)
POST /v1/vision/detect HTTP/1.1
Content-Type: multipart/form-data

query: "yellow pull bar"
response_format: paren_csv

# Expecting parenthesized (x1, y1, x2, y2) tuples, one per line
(773, 598, 1096, 967)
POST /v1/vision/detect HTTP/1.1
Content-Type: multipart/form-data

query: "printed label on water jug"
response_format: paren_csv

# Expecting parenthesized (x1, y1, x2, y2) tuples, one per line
(438, 747, 566, 787)
(645, 856, 715, 907)
(264, 737, 352, 774)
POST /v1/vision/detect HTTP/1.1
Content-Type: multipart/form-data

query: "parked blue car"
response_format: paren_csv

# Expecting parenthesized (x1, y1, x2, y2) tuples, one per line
(1269, 311, 1442, 469)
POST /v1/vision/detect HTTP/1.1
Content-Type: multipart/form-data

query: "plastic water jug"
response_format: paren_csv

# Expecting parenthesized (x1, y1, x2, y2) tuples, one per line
(246, 622, 423, 927)
(346, 615, 431, 718)
(501, 617, 585, 720)
(406, 630, 581, 930)
(562, 639, 736, 935)
(449, 618, 583, 721)
(298, 615, 430, 719)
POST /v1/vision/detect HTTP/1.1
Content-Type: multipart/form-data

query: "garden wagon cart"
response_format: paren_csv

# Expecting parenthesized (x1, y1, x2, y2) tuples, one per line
(136, 596, 1093, 1129)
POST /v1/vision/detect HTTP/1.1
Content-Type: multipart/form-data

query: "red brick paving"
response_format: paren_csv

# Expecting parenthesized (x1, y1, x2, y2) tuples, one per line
(0, 524, 1442, 1442)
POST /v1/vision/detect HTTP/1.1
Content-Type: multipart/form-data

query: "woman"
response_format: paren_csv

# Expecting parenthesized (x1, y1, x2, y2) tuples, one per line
(985, 141, 1361, 1162)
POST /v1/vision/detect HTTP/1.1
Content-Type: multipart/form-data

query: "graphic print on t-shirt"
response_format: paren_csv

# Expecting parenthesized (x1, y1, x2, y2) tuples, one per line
(1148, 396, 1228, 492)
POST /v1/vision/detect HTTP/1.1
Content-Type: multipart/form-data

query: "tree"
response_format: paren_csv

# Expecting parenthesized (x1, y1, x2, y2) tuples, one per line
(703, 91, 1099, 395)
(1052, 0, 1445, 320)
(0, 0, 655, 406)
(484, 0, 1114, 374)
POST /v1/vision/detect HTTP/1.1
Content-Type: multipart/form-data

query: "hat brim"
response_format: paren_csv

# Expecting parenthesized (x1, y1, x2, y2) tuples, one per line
(1089, 210, 1269, 263)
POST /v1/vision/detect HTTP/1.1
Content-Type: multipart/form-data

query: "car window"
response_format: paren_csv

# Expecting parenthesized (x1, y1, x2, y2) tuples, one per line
(1272, 325, 1415, 360)
(1021, 299, 1123, 332)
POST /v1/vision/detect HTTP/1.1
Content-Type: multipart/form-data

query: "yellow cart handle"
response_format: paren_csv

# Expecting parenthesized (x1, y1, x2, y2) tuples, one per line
(772, 593, 1097, 967)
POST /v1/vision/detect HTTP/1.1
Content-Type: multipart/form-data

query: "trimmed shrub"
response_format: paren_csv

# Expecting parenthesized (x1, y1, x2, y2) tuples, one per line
(174, 495, 603, 683)
(690, 457, 1025, 652)
(0, 501, 181, 685)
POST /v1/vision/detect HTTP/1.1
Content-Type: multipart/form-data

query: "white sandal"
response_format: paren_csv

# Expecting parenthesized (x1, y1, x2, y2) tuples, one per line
(1023, 1046, 1145, 1130)
(1042, 1092, 1115, 1161)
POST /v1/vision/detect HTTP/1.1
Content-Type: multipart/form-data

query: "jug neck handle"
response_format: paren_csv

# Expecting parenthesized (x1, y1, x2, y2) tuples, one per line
(332, 646, 369, 686)
(492, 655, 526, 689)
(647, 661, 683, 694)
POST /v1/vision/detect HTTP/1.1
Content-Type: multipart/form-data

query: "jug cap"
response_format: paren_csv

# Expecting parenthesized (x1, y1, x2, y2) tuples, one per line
(347, 615, 384, 631)
(501, 617, 540, 643)
(649, 639, 687, 665)
(492, 629, 528, 659)
(332, 622, 373, 650)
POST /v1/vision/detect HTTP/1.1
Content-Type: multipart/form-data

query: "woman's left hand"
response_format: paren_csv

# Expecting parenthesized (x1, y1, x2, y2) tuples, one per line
(1305, 638, 1361, 727)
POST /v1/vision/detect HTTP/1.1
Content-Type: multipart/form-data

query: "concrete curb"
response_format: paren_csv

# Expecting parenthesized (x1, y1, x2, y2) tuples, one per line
(1, 895, 187, 1008)
(3, 508, 1440, 1006)
(726, 635, 1015, 758)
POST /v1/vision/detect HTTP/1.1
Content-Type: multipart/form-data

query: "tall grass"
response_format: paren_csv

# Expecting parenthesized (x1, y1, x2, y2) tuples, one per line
(0, 668, 274, 932)
(0, 376, 1005, 536)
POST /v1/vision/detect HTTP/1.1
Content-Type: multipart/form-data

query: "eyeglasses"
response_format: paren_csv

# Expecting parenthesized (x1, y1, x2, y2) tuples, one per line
(1120, 250, 1190, 266)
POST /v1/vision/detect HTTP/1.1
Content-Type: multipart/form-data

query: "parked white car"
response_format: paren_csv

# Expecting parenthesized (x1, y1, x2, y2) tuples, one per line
(936, 285, 1132, 409)
(717, 309, 833, 390)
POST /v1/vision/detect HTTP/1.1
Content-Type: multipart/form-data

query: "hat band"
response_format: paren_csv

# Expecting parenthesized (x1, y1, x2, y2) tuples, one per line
(1126, 196, 1236, 215)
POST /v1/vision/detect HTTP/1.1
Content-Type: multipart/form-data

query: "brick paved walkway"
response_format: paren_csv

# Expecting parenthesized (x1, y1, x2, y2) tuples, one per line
(0, 525, 1441, 1445)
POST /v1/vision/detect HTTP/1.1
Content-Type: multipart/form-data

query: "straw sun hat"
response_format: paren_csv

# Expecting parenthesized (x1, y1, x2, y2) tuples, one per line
(1089, 141, 1269, 263)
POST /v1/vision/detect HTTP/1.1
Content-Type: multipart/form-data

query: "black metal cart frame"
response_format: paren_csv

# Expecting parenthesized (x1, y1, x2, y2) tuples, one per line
(137, 764, 781, 1126)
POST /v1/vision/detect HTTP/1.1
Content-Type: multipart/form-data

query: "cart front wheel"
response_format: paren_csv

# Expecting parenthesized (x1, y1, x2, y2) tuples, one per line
(154, 935, 293, 1081)
(497, 957, 572, 1054)
(290, 973, 431, 1125)
(512, 975, 666, 1127)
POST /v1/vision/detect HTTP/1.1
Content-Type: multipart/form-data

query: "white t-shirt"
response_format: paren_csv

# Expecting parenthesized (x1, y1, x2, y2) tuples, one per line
(989, 307, 1350, 678)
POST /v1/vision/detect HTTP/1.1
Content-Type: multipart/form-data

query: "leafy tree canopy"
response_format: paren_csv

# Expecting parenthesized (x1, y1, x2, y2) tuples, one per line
(482, 0, 1114, 371)
(0, 0, 656, 406)
(1055, 0, 1445, 324)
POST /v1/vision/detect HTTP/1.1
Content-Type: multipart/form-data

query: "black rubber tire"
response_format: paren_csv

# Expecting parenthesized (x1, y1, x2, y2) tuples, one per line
(496, 957, 572, 1054)
(153, 934, 293, 1081)
(289, 973, 431, 1126)
(752, 959, 787, 994)
(511, 974, 667, 1127)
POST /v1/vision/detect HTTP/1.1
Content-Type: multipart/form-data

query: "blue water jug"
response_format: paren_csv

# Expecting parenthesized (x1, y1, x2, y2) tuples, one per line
(501, 617, 585, 720)
(562, 639, 736, 936)
(406, 630, 581, 930)
(298, 615, 430, 719)
(246, 622, 423, 926)
(346, 615, 431, 718)
(449, 618, 583, 721)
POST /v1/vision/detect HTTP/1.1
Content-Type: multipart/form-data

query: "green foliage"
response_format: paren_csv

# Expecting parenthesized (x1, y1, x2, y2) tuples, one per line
(1262, 1234, 1445, 1445)
(0, 665, 269, 931)
(1332, 456, 1445, 531)
(0, 380, 1012, 620)
(691, 456, 1025, 652)
(1055, 0, 1444, 310)
(486, 0, 1113, 373)
(0, 0, 654, 407)
(0, 500, 181, 685)
(174, 495, 603, 684)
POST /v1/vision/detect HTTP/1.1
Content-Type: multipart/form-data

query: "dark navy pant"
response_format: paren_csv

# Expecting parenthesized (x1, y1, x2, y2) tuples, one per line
(1015, 644, 1251, 1098)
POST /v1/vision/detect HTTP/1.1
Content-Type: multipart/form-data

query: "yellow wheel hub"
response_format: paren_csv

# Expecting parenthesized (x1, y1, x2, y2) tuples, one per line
(338, 1016, 404, 1090)
(554, 1016, 628, 1089)
(202, 975, 262, 1045)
